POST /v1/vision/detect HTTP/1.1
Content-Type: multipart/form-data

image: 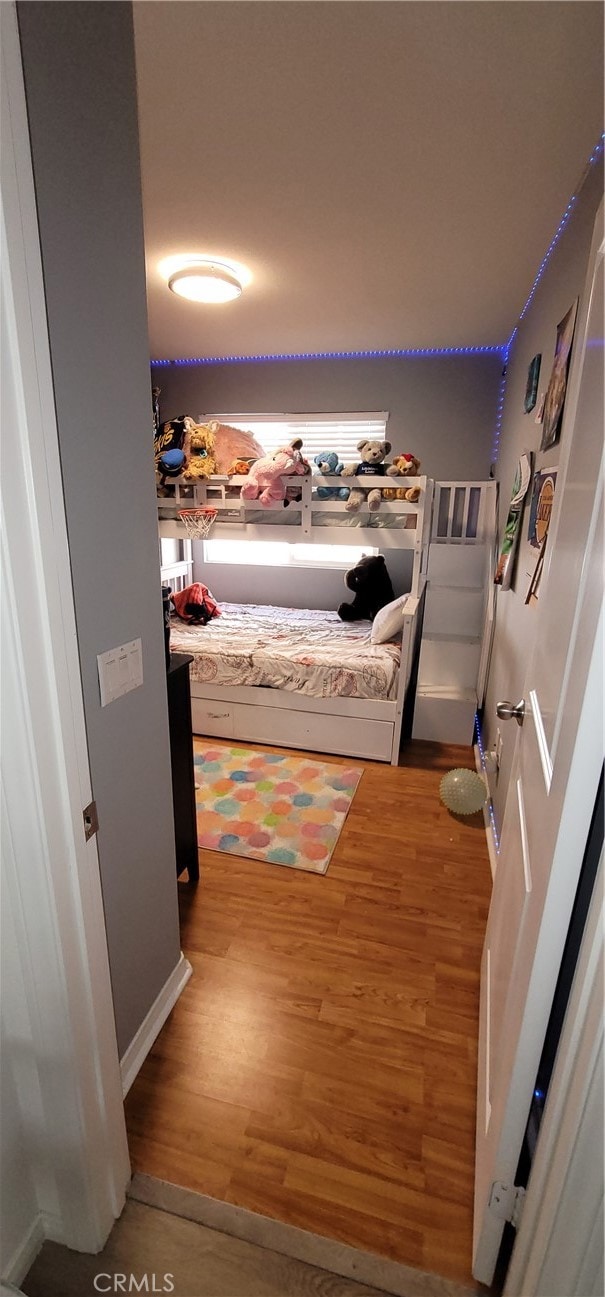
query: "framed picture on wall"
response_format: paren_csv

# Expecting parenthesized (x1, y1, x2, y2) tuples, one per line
(494, 451, 533, 590)
(540, 300, 578, 451)
(525, 468, 557, 605)
(524, 354, 541, 413)
(527, 468, 558, 548)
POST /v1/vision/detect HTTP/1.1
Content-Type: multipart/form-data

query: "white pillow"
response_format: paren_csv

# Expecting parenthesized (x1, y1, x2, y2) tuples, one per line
(370, 593, 409, 644)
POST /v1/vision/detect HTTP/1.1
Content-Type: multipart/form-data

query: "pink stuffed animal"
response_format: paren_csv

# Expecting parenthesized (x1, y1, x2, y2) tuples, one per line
(240, 438, 308, 508)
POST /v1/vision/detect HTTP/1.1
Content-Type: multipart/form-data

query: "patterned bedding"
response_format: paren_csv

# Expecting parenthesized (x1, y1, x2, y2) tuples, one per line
(169, 602, 403, 700)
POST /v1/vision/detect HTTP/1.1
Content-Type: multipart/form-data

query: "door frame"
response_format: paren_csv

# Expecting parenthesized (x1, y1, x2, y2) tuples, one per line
(504, 850, 604, 1295)
(3, 2, 602, 1290)
(473, 197, 604, 1282)
(1, 2, 129, 1279)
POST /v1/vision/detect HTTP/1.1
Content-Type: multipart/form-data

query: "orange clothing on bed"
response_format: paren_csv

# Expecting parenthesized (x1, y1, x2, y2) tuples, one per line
(171, 583, 221, 623)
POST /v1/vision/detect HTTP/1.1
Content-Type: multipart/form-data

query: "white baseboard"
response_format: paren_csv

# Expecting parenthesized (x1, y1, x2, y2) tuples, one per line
(120, 953, 192, 1096)
(473, 742, 498, 879)
(1, 1213, 45, 1289)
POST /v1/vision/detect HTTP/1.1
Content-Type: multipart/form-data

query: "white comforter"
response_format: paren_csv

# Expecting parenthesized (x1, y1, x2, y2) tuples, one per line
(169, 602, 402, 700)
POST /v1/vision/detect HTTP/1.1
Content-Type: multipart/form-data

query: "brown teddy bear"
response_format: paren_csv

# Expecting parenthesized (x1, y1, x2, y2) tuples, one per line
(181, 420, 217, 480)
(227, 458, 256, 476)
(341, 439, 392, 512)
(225, 457, 256, 498)
(383, 453, 422, 502)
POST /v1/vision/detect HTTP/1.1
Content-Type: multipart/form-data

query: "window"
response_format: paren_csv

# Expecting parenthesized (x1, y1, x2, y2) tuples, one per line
(160, 537, 187, 566)
(200, 411, 389, 463)
(199, 412, 387, 570)
(202, 540, 378, 569)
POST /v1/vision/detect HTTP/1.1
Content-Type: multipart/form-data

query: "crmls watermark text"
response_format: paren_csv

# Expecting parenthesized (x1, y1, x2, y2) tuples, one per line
(93, 1277, 175, 1293)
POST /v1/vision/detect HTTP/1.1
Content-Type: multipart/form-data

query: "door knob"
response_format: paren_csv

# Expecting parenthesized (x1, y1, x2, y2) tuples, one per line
(496, 698, 526, 726)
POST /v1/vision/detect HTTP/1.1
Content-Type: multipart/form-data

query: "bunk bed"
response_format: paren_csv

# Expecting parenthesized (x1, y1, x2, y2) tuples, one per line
(158, 474, 496, 761)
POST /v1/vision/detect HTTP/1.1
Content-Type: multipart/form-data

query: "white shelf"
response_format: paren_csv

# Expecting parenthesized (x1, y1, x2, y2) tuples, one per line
(412, 688, 477, 744)
(421, 632, 481, 645)
(416, 685, 477, 703)
(428, 583, 484, 593)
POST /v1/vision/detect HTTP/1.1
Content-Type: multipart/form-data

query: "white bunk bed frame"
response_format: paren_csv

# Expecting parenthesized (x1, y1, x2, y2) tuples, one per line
(159, 474, 493, 764)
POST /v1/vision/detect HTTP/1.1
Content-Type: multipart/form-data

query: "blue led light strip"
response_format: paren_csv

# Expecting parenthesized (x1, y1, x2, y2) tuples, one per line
(491, 361, 508, 466)
(150, 133, 603, 372)
(474, 712, 500, 855)
(150, 344, 504, 367)
(490, 324, 518, 464)
(516, 132, 604, 323)
(490, 132, 603, 464)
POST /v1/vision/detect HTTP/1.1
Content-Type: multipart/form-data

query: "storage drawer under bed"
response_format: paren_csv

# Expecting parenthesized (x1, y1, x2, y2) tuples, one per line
(191, 696, 394, 761)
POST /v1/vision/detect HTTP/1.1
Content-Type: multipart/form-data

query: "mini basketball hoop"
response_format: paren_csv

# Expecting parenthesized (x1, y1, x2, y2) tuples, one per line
(177, 507, 218, 540)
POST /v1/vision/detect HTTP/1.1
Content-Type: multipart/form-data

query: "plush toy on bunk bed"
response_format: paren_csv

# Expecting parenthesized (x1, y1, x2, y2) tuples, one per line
(156, 448, 186, 493)
(312, 451, 350, 500)
(154, 414, 190, 493)
(383, 453, 422, 502)
(337, 554, 395, 622)
(341, 439, 392, 512)
(240, 439, 309, 508)
(225, 457, 257, 501)
(181, 421, 217, 481)
(154, 414, 216, 488)
(284, 448, 311, 503)
(227, 458, 256, 476)
(212, 423, 265, 474)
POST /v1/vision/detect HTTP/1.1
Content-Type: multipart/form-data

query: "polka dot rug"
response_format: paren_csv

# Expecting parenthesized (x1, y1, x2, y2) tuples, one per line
(194, 742, 363, 875)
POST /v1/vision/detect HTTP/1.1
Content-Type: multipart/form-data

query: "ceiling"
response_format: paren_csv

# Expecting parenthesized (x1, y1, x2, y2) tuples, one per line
(133, 2, 603, 360)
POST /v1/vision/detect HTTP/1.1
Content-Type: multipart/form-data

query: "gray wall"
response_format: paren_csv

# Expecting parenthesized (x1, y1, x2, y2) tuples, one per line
(18, 2, 181, 1057)
(159, 351, 501, 607)
(483, 158, 603, 830)
(156, 352, 502, 479)
(193, 543, 413, 610)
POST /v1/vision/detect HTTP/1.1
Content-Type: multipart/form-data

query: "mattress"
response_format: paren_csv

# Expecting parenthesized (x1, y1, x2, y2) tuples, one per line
(245, 510, 416, 530)
(158, 501, 415, 530)
(169, 601, 403, 700)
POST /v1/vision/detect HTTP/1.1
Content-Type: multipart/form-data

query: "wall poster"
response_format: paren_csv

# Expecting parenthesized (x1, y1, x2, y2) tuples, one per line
(527, 468, 558, 549)
(524, 354, 541, 413)
(540, 300, 578, 451)
(525, 468, 558, 605)
(494, 452, 533, 590)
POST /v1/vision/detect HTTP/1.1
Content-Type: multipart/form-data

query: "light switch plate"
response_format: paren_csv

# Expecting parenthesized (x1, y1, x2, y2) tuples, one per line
(97, 638, 143, 707)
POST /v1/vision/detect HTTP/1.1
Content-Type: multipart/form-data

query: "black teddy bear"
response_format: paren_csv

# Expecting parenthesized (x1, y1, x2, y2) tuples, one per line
(337, 554, 395, 622)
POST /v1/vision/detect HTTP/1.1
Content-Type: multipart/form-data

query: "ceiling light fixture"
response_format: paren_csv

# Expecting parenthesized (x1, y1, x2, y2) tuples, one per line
(168, 261, 243, 304)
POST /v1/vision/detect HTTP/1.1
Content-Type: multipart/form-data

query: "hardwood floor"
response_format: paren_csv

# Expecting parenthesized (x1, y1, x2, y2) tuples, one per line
(125, 739, 492, 1287)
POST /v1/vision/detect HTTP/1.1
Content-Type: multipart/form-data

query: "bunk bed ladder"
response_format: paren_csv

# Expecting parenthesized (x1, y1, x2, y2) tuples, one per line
(412, 480, 497, 745)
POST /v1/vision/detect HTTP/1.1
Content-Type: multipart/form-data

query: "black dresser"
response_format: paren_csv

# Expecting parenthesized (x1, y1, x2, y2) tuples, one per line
(166, 652, 199, 883)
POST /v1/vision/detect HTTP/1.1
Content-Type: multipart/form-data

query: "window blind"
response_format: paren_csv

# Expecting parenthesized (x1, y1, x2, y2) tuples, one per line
(202, 412, 389, 463)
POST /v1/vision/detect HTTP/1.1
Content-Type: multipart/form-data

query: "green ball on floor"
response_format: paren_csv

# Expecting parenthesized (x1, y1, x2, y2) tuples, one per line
(440, 768, 486, 815)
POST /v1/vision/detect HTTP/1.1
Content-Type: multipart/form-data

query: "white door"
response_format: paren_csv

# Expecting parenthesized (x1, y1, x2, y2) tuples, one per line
(473, 203, 604, 1285)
